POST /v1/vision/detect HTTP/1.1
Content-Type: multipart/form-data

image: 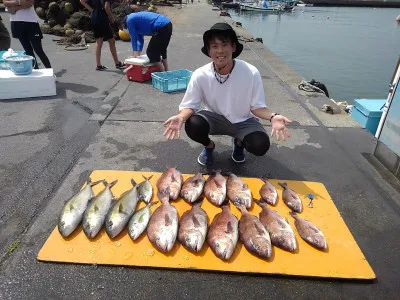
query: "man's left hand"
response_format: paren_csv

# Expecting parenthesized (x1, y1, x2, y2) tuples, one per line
(270, 114, 292, 141)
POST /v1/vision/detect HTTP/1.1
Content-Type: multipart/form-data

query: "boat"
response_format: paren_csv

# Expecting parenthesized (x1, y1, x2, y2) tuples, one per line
(239, 1, 285, 12)
(296, 1, 313, 6)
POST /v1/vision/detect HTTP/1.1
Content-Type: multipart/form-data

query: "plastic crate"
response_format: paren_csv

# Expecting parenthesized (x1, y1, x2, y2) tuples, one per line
(0, 50, 25, 70)
(151, 69, 192, 93)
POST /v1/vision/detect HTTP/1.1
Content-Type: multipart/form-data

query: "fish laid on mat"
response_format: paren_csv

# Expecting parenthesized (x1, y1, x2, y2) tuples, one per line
(147, 187, 179, 252)
(180, 173, 206, 203)
(156, 167, 183, 200)
(82, 180, 118, 239)
(227, 173, 252, 208)
(58, 178, 103, 238)
(204, 170, 227, 206)
(105, 179, 139, 239)
(138, 175, 153, 204)
(278, 182, 303, 213)
(207, 202, 238, 261)
(178, 199, 208, 252)
(128, 201, 158, 240)
(255, 199, 297, 252)
(237, 203, 272, 259)
(259, 177, 278, 206)
(290, 212, 327, 250)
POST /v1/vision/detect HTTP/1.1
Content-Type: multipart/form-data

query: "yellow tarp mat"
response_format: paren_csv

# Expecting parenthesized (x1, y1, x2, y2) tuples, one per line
(38, 170, 375, 280)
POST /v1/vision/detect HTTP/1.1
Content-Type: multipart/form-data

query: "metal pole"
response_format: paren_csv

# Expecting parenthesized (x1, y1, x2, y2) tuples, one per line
(375, 58, 400, 139)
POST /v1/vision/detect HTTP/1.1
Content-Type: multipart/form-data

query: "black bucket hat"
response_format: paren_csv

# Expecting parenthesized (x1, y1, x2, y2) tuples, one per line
(201, 23, 243, 59)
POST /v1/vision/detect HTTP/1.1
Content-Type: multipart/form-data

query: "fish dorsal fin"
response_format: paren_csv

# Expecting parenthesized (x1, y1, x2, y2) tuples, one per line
(192, 215, 201, 227)
(254, 222, 265, 235)
(94, 204, 99, 212)
(131, 178, 137, 187)
(165, 214, 172, 226)
(226, 221, 233, 233)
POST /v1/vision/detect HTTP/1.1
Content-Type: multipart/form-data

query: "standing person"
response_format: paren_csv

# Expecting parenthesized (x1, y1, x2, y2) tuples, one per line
(0, 16, 11, 51)
(3, 0, 52, 69)
(80, 0, 125, 71)
(125, 11, 172, 72)
(163, 23, 292, 166)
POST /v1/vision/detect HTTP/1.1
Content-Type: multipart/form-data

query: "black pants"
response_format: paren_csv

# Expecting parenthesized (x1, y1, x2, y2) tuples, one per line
(147, 22, 173, 63)
(0, 19, 11, 51)
(185, 115, 271, 156)
(11, 21, 51, 69)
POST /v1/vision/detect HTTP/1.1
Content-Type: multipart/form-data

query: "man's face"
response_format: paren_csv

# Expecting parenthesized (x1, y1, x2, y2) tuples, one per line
(208, 37, 236, 68)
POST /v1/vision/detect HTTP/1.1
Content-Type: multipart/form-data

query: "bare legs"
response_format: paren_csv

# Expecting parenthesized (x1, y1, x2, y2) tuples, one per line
(107, 38, 120, 65)
(95, 37, 103, 67)
(96, 37, 121, 67)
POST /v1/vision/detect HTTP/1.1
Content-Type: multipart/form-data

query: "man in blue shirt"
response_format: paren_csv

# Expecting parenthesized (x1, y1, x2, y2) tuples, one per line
(125, 12, 172, 71)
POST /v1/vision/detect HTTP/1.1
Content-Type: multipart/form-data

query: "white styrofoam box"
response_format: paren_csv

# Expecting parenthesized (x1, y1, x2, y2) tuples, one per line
(124, 55, 154, 66)
(0, 68, 56, 100)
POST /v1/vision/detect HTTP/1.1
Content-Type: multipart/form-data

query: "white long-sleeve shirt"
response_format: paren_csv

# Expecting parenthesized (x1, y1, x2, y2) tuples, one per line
(179, 59, 267, 124)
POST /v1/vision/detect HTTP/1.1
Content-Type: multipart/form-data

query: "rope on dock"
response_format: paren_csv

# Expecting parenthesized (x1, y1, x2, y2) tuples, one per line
(298, 80, 328, 97)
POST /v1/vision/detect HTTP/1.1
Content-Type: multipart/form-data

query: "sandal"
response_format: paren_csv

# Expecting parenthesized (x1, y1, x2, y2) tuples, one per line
(96, 65, 108, 71)
(115, 62, 126, 70)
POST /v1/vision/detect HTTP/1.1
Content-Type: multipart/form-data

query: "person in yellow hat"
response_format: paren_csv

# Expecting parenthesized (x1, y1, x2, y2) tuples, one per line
(163, 23, 292, 166)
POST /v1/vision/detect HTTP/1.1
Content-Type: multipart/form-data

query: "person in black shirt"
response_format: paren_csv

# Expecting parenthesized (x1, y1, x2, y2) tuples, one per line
(80, 0, 125, 70)
(0, 16, 11, 51)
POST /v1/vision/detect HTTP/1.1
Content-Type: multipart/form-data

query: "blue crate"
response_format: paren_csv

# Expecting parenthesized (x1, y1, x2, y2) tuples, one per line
(151, 69, 192, 93)
(0, 50, 25, 70)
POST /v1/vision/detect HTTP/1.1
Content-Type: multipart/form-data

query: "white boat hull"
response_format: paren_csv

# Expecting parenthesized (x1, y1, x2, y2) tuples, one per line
(239, 2, 284, 12)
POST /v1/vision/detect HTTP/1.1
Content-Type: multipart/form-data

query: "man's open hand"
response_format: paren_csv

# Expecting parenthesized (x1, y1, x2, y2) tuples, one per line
(163, 115, 184, 140)
(270, 115, 292, 141)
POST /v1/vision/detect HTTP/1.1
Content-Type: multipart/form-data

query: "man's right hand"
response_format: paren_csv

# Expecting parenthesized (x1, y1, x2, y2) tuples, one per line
(163, 115, 184, 140)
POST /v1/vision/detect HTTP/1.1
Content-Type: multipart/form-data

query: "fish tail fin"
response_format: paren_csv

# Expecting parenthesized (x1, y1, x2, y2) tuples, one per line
(131, 178, 138, 187)
(254, 198, 266, 208)
(203, 170, 215, 176)
(289, 211, 297, 219)
(220, 170, 232, 177)
(278, 182, 287, 189)
(157, 186, 171, 203)
(147, 201, 158, 208)
(105, 180, 118, 188)
(142, 175, 153, 181)
(261, 175, 269, 182)
(236, 203, 248, 214)
(193, 197, 204, 207)
(89, 179, 104, 187)
(221, 200, 230, 209)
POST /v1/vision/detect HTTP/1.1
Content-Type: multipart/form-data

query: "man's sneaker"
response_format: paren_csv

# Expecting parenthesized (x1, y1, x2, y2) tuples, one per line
(197, 146, 215, 166)
(231, 138, 246, 163)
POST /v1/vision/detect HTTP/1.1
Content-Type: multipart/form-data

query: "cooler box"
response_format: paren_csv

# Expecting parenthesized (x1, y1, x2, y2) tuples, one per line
(351, 99, 386, 135)
(124, 55, 160, 82)
(0, 68, 56, 100)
